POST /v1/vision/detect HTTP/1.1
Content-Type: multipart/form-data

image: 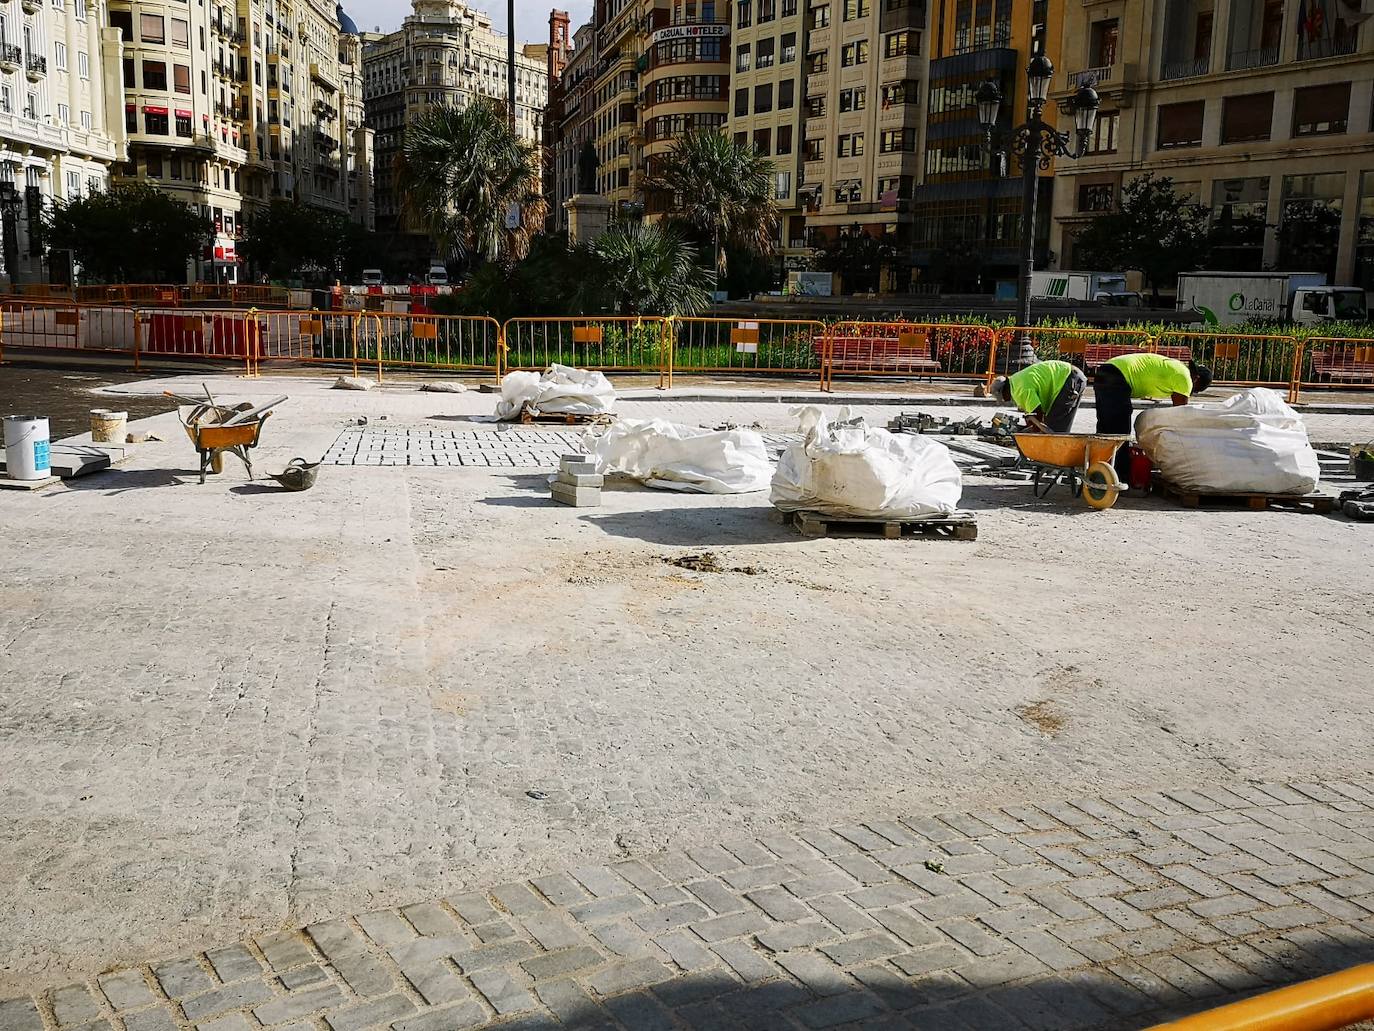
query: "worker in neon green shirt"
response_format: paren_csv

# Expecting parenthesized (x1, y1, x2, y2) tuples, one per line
(1097, 352, 1212, 477)
(988, 359, 1087, 432)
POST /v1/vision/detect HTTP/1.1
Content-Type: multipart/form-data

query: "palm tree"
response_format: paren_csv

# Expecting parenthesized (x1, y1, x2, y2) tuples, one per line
(394, 98, 547, 265)
(590, 221, 712, 316)
(642, 130, 778, 281)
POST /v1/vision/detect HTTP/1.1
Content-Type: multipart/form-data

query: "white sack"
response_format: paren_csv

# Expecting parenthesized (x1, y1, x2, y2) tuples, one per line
(494, 364, 616, 420)
(1135, 387, 1320, 495)
(584, 418, 772, 493)
(771, 407, 963, 518)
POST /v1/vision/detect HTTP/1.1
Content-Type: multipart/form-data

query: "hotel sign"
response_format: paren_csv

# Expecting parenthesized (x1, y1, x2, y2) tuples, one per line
(650, 23, 729, 43)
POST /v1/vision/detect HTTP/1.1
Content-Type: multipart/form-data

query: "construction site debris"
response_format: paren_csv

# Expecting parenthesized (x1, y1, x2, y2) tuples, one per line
(332, 376, 375, 391)
(585, 419, 772, 494)
(419, 381, 468, 393)
(495, 365, 616, 422)
(664, 553, 764, 575)
(550, 454, 603, 507)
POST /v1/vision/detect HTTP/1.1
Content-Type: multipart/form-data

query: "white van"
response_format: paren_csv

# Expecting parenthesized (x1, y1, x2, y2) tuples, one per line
(361, 268, 384, 286)
(426, 265, 449, 286)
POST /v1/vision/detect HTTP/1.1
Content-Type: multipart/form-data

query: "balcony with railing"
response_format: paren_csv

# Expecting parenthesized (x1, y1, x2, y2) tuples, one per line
(1067, 63, 1113, 86)
(0, 43, 19, 71)
(880, 1, 925, 31)
(1226, 44, 1278, 70)
(1297, 32, 1359, 60)
(1161, 54, 1210, 79)
(25, 54, 45, 79)
(952, 28, 1011, 55)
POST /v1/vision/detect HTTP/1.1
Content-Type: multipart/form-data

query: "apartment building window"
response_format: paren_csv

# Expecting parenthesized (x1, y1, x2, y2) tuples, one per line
(837, 131, 864, 155)
(200, 27, 206, 50)
(781, 31, 797, 61)
(1210, 177, 1268, 269)
(811, 4, 830, 26)
(1091, 18, 1118, 66)
(778, 124, 793, 153)
(735, 86, 748, 115)
(86, 175, 98, 194)
(0, 86, 10, 114)
(143, 61, 167, 89)
(881, 79, 918, 106)
(737, 0, 752, 26)
(833, 181, 860, 202)
(1078, 182, 1114, 212)
(755, 82, 773, 111)
(774, 170, 791, 200)
(24, 90, 36, 118)
(1292, 83, 1349, 136)
(125, 105, 136, 131)
(172, 18, 190, 46)
(757, 37, 775, 66)
(1221, 92, 1273, 143)
(807, 94, 826, 117)
(80, 109, 91, 128)
(170, 157, 182, 180)
(78, 51, 88, 78)
(779, 78, 794, 107)
(144, 109, 168, 134)
(1156, 100, 1204, 148)
(808, 50, 828, 71)
(842, 0, 869, 19)
(782, 0, 797, 14)
(754, 126, 771, 153)
(883, 30, 917, 56)
(881, 127, 916, 151)
(839, 86, 866, 110)
(109, 10, 132, 37)
(175, 112, 192, 136)
(734, 130, 748, 148)
(56, 102, 69, 123)
(736, 43, 751, 70)
(804, 138, 823, 160)
(140, 14, 165, 42)
(174, 64, 190, 93)
(760, 0, 776, 20)
(66, 171, 80, 198)
(1088, 109, 1118, 152)
(54, 43, 66, 70)
(878, 175, 913, 198)
(841, 40, 869, 64)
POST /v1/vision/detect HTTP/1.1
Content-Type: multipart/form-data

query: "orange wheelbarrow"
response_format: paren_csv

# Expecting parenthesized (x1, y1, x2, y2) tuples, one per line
(177, 404, 271, 483)
(1013, 432, 1130, 510)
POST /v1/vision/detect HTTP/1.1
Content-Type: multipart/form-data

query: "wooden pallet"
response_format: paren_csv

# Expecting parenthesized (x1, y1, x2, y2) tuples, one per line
(1153, 477, 1335, 514)
(775, 508, 979, 540)
(518, 408, 604, 425)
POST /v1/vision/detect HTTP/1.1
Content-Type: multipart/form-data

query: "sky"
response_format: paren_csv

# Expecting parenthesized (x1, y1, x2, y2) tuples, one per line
(345, 0, 593, 45)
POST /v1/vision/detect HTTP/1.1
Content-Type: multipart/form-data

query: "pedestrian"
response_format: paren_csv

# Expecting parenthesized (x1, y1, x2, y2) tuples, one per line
(1095, 353, 1212, 478)
(988, 359, 1088, 433)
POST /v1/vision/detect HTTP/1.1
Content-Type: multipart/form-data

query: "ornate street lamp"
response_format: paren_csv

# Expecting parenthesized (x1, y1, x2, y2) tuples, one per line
(977, 55, 1100, 369)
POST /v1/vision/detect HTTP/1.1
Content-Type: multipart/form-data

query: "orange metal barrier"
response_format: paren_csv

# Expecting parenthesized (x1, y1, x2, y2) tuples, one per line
(75, 283, 184, 305)
(820, 321, 999, 391)
(1155, 330, 1300, 401)
(1295, 337, 1374, 403)
(1146, 962, 1374, 1030)
(366, 312, 501, 381)
(502, 317, 669, 386)
(996, 325, 1156, 373)
(667, 317, 827, 388)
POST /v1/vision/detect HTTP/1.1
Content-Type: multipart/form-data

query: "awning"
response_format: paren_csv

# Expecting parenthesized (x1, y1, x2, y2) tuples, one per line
(142, 105, 169, 115)
(175, 108, 192, 117)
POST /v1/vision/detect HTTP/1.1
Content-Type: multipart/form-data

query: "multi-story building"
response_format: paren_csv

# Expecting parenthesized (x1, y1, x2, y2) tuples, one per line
(546, 18, 596, 232)
(0, 0, 122, 285)
(362, 0, 550, 234)
(906, 0, 1061, 289)
(106, 0, 371, 281)
(800, 0, 930, 284)
(725, 0, 805, 260)
(1048, 0, 1372, 287)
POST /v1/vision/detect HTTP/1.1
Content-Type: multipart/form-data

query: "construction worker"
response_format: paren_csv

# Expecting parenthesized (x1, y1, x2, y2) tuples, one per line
(988, 359, 1088, 433)
(1095, 353, 1213, 478)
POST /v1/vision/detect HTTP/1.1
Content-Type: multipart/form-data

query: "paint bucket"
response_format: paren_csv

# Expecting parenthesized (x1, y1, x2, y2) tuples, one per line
(3, 415, 50, 480)
(90, 409, 128, 443)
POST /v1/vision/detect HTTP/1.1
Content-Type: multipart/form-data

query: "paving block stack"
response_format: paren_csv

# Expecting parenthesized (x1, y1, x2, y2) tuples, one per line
(551, 454, 603, 507)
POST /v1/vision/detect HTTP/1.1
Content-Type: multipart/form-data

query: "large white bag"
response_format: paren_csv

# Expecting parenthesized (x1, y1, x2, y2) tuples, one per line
(494, 364, 616, 421)
(771, 407, 963, 518)
(1135, 388, 1320, 494)
(584, 418, 772, 493)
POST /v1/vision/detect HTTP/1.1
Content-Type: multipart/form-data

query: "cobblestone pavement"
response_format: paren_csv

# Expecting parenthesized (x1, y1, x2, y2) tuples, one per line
(6, 780, 1374, 1031)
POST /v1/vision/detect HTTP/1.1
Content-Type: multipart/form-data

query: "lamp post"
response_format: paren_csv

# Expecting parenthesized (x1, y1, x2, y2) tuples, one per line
(976, 55, 1100, 370)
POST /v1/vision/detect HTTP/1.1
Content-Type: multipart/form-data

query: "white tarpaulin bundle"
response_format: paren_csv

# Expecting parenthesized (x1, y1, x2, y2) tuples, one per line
(583, 418, 772, 493)
(1135, 388, 1320, 495)
(771, 407, 963, 518)
(494, 364, 616, 421)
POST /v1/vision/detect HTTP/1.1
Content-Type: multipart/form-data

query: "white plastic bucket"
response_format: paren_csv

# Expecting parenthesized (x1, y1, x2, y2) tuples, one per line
(90, 409, 128, 443)
(3, 415, 50, 480)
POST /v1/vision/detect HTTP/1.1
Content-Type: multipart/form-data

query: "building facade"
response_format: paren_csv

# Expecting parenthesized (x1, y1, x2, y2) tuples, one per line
(0, 0, 122, 285)
(545, 18, 595, 232)
(362, 0, 550, 234)
(1049, 0, 1373, 287)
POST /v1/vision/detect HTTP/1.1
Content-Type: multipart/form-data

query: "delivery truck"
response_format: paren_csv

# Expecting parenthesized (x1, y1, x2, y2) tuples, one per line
(1175, 271, 1368, 326)
(1029, 271, 1139, 304)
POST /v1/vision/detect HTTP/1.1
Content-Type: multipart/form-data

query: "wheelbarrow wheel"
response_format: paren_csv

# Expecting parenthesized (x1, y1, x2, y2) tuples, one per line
(209, 450, 225, 475)
(1082, 461, 1121, 510)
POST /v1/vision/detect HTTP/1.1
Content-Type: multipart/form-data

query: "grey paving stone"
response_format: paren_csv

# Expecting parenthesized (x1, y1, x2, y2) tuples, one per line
(586, 957, 673, 996)
(774, 951, 852, 996)
(331, 952, 394, 998)
(808, 894, 878, 933)
(257, 933, 315, 972)
(469, 969, 537, 1015)
(956, 948, 1050, 988)
(522, 946, 606, 981)
(820, 932, 903, 967)
(755, 921, 838, 954)
(600, 991, 678, 1031)
(97, 970, 157, 1011)
(279, 965, 330, 991)
(355, 912, 416, 949)
(253, 984, 349, 1025)
(325, 995, 417, 1031)
(400, 903, 460, 939)
(0, 999, 45, 1031)
(119, 1009, 178, 1031)
(153, 959, 214, 1000)
(182, 981, 275, 1022)
(689, 910, 770, 943)
(389, 1001, 489, 1031)
(205, 945, 263, 984)
(793, 990, 889, 1029)
(938, 919, 1007, 957)
(682, 879, 745, 917)
(653, 930, 719, 972)
(871, 907, 941, 948)
(196, 1015, 253, 1031)
(450, 940, 538, 974)
(706, 941, 776, 983)
(630, 901, 706, 934)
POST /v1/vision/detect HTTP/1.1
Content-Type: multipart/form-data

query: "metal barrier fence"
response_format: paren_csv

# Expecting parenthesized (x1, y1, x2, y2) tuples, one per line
(502, 317, 669, 387)
(1155, 330, 1300, 401)
(1296, 337, 1374, 402)
(365, 312, 501, 380)
(667, 317, 827, 387)
(821, 321, 1000, 391)
(995, 325, 1155, 371)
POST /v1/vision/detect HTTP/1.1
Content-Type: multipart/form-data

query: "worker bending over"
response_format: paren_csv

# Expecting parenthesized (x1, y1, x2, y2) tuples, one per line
(988, 359, 1088, 433)
(1096, 353, 1212, 478)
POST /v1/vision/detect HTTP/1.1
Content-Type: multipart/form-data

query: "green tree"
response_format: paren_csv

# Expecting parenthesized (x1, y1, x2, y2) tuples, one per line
(394, 98, 546, 265)
(642, 129, 778, 281)
(589, 221, 712, 316)
(240, 199, 383, 283)
(814, 231, 900, 294)
(1071, 173, 1211, 301)
(45, 182, 211, 282)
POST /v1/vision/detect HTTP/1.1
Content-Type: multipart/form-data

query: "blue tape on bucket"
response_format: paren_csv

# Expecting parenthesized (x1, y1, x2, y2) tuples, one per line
(33, 439, 50, 471)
